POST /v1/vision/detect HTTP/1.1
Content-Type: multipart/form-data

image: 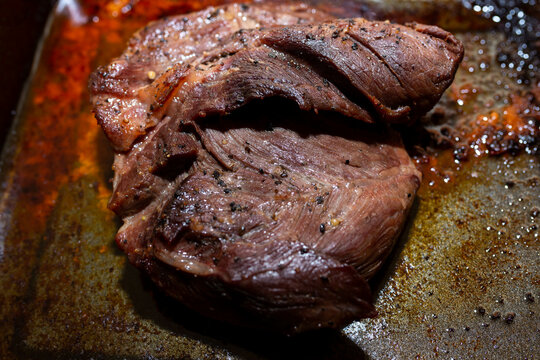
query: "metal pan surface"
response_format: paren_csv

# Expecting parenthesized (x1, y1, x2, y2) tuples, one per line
(0, 0, 538, 359)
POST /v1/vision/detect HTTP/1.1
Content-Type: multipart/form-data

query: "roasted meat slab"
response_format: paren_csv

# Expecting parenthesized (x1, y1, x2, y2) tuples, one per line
(90, 3, 463, 333)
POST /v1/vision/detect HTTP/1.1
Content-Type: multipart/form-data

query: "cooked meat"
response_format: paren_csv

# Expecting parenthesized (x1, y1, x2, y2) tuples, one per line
(91, 3, 333, 151)
(90, 3, 463, 333)
(91, 3, 462, 152)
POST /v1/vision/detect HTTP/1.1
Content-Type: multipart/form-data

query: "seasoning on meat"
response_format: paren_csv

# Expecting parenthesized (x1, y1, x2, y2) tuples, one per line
(90, 3, 463, 333)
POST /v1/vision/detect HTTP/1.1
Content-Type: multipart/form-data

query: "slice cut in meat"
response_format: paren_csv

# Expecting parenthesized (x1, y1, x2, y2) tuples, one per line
(90, 3, 463, 333)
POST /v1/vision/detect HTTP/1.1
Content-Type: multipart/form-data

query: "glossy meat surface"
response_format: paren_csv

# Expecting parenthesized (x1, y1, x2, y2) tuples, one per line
(90, 3, 462, 151)
(91, 3, 333, 151)
(90, 2, 462, 333)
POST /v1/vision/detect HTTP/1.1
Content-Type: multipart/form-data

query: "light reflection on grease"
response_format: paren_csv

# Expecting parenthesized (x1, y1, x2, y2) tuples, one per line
(57, 0, 88, 25)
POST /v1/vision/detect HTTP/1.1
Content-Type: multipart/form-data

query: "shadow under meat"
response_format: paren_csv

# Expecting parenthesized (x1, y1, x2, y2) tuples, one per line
(95, 127, 116, 189)
(201, 97, 394, 146)
(120, 261, 369, 360)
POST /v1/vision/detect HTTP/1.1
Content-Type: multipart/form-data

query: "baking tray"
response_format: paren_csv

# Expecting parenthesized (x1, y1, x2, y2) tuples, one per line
(0, 0, 538, 359)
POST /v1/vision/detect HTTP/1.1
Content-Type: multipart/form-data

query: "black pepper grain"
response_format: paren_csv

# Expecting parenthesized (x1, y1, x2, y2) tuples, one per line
(476, 306, 486, 315)
(505, 180, 515, 189)
(490, 311, 501, 320)
(504, 312, 516, 324)
(230, 202, 241, 212)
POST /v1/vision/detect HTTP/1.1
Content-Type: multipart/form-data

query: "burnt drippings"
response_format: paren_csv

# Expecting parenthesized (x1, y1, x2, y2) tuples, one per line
(400, 0, 540, 183)
(406, 0, 540, 184)
(0, 0, 538, 359)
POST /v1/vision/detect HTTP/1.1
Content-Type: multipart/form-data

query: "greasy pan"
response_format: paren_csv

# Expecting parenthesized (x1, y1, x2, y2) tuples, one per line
(0, 0, 538, 359)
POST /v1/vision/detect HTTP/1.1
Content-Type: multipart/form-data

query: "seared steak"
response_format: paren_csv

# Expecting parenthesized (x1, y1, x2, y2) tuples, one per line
(90, 3, 463, 333)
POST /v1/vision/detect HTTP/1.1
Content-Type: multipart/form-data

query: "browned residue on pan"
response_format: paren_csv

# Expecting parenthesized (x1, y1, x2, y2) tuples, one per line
(0, 1, 538, 359)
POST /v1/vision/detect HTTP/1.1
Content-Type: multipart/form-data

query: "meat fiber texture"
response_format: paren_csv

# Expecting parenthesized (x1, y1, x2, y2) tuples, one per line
(90, 3, 463, 334)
